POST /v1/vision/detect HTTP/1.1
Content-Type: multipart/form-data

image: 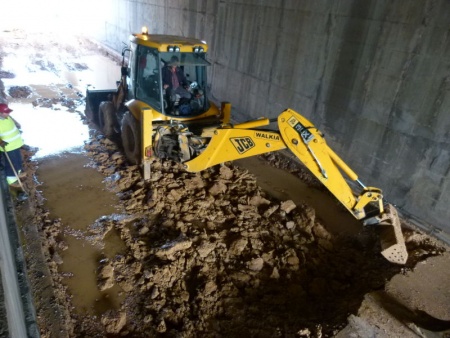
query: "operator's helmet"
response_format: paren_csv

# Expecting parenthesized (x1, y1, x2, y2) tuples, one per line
(0, 103, 12, 114)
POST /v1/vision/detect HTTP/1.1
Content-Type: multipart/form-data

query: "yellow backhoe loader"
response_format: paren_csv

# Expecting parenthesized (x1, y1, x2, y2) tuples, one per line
(85, 27, 408, 265)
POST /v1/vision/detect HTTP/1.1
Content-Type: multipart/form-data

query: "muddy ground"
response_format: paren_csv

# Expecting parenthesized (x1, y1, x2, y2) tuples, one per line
(1, 30, 449, 338)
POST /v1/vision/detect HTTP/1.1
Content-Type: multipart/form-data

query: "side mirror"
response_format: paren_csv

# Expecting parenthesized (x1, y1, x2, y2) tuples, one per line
(121, 66, 129, 76)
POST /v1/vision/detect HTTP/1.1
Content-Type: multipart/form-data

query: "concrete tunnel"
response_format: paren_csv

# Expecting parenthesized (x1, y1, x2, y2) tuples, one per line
(0, 0, 449, 337)
(96, 0, 450, 237)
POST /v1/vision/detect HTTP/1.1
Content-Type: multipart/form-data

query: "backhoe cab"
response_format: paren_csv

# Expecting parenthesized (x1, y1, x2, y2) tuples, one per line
(85, 28, 408, 265)
(85, 26, 231, 176)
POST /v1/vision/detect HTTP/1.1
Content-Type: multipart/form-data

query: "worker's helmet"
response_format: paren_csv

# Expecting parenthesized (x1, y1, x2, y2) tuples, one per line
(0, 103, 12, 114)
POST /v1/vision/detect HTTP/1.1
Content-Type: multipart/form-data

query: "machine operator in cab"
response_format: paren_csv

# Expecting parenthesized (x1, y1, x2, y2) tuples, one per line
(162, 55, 191, 102)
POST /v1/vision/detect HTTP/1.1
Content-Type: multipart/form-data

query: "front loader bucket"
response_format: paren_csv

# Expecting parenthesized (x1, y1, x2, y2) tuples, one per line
(377, 204, 408, 264)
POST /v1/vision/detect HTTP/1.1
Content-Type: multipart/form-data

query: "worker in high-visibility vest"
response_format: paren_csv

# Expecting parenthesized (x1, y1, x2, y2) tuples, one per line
(0, 103, 25, 188)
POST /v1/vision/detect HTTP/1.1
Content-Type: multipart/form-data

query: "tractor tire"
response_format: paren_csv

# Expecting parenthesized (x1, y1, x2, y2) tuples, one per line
(121, 111, 141, 165)
(98, 101, 118, 139)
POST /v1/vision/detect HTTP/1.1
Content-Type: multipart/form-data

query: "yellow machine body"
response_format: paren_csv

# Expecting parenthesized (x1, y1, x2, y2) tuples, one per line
(86, 28, 408, 265)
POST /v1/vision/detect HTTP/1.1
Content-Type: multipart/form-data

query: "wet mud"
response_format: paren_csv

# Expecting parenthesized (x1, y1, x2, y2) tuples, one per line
(36, 153, 125, 314)
(1, 30, 449, 338)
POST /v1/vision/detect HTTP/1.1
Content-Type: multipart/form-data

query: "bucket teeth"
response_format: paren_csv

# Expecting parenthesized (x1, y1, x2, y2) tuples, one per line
(377, 204, 408, 265)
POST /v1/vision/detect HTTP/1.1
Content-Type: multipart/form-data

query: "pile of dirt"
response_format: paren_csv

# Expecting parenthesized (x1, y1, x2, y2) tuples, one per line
(18, 129, 443, 337)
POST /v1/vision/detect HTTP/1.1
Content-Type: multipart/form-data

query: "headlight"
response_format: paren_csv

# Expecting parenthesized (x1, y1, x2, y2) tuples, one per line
(167, 45, 180, 52)
(193, 46, 204, 53)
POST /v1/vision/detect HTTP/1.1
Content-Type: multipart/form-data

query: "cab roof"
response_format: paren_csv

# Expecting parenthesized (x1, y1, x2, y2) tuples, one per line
(130, 33, 208, 53)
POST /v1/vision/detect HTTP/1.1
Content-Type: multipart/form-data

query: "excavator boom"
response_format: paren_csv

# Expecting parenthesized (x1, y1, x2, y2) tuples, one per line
(182, 109, 408, 264)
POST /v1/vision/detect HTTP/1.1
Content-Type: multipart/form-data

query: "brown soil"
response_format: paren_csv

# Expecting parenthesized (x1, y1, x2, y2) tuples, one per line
(1, 30, 449, 338)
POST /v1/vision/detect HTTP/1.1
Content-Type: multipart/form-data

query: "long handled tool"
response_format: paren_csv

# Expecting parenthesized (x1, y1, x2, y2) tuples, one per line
(2, 147, 28, 197)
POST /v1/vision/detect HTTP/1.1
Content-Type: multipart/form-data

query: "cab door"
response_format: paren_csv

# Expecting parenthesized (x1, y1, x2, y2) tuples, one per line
(135, 45, 163, 112)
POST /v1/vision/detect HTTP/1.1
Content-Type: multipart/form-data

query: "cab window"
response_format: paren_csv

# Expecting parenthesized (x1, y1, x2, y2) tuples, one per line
(135, 46, 161, 110)
(160, 52, 210, 116)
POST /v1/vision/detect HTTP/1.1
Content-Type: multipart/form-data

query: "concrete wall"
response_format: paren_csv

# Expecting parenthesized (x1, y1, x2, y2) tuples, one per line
(95, 0, 450, 234)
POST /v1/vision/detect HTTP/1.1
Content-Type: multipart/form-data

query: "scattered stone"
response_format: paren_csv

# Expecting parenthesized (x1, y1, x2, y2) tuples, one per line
(184, 175, 205, 189)
(249, 195, 271, 207)
(247, 257, 264, 271)
(197, 241, 216, 258)
(286, 221, 295, 229)
(155, 236, 193, 259)
(219, 165, 234, 180)
(52, 252, 63, 265)
(280, 200, 296, 214)
(0, 70, 14, 78)
(204, 280, 218, 295)
(8, 85, 32, 98)
(229, 237, 248, 256)
(208, 181, 227, 196)
(156, 319, 167, 333)
(263, 205, 279, 217)
(101, 311, 126, 334)
(97, 261, 115, 291)
(297, 327, 311, 337)
(270, 267, 280, 279)
(313, 222, 332, 240)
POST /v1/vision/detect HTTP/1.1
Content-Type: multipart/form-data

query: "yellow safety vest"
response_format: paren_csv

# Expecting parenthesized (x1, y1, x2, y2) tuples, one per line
(0, 117, 24, 152)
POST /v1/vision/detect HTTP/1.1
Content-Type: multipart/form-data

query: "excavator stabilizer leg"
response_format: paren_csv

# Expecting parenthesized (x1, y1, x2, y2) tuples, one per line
(378, 204, 408, 264)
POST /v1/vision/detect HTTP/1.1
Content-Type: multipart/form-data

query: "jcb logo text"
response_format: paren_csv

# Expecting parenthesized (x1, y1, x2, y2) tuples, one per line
(230, 137, 255, 154)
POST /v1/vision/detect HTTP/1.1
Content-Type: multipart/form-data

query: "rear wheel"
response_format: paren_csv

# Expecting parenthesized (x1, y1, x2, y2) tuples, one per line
(121, 111, 141, 165)
(98, 101, 118, 139)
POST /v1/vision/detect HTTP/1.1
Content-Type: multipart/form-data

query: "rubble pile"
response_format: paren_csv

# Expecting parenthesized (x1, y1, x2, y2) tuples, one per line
(35, 132, 425, 337)
(18, 130, 446, 338)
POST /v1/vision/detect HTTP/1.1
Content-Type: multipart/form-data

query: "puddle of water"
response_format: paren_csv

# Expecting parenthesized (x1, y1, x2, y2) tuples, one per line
(1, 34, 121, 158)
(1, 31, 120, 158)
(37, 153, 126, 315)
(37, 153, 119, 228)
(235, 157, 362, 235)
(12, 104, 90, 158)
(61, 234, 125, 315)
(103, 226, 128, 258)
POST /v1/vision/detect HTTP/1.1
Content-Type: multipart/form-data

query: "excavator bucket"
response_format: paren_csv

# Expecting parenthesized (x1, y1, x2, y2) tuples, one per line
(377, 204, 408, 264)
